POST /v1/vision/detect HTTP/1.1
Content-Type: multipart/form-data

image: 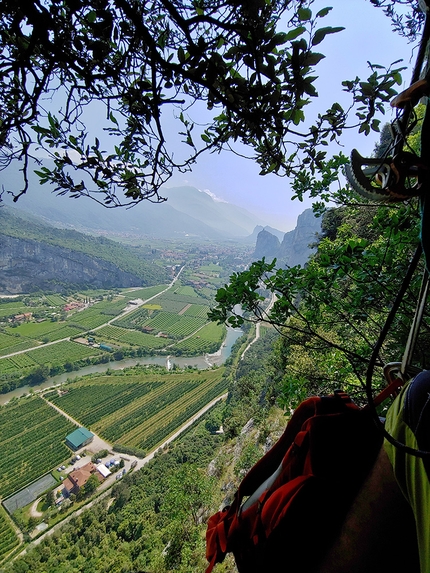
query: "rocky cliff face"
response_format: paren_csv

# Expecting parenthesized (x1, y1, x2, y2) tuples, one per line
(253, 229, 281, 260)
(0, 236, 142, 294)
(253, 209, 321, 267)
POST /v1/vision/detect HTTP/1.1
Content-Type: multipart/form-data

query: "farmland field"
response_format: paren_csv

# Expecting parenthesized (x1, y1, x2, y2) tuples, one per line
(47, 367, 227, 452)
(141, 312, 206, 337)
(0, 341, 104, 377)
(0, 396, 76, 498)
(0, 505, 19, 561)
(95, 325, 173, 348)
(0, 333, 35, 357)
(169, 323, 226, 354)
(5, 320, 81, 342)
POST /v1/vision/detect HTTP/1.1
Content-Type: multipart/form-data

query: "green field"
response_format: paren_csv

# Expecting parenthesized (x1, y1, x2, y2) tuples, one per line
(0, 396, 76, 498)
(0, 505, 19, 561)
(169, 323, 226, 354)
(0, 341, 104, 377)
(47, 367, 227, 452)
(95, 325, 173, 349)
(141, 312, 206, 337)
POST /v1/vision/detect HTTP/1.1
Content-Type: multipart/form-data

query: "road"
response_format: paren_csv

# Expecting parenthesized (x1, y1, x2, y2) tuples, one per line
(240, 292, 276, 360)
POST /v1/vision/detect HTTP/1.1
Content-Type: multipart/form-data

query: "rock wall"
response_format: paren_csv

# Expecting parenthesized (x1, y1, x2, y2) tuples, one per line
(253, 209, 321, 267)
(0, 235, 142, 293)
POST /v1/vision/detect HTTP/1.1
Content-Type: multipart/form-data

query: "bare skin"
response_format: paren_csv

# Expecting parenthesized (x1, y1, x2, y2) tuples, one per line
(316, 448, 420, 573)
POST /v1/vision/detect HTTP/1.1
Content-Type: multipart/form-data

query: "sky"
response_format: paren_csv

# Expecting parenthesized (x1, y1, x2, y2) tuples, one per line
(4, 0, 418, 235)
(164, 0, 417, 232)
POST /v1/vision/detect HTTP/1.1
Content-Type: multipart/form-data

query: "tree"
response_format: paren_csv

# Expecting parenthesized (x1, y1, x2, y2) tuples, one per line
(0, 0, 415, 208)
(210, 197, 430, 406)
(45, 489, 55, 507)
(83, 473, 100, 497)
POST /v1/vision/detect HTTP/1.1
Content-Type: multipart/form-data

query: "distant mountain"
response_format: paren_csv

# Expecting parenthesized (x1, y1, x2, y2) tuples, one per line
(254, 209, 321, 267)
(254, 229, 281, 260)
(245, 224, 285, 245)
(1, 162, 267, 240)
(0, 207, 169, 294)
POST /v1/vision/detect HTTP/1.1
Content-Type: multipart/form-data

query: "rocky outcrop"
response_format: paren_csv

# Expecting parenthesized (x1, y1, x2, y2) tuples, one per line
(0, 235, 142, 294)
(253, 209, 321, 267)
(253, 229, 281, 260)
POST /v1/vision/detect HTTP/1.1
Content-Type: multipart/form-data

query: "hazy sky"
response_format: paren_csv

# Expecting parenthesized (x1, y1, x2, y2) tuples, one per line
(4, 1, 418, 235)
(165, 0, 415, 231)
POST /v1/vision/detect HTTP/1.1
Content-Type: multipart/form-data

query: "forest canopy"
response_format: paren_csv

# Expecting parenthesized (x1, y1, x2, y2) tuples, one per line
(0, 0, 422, 207)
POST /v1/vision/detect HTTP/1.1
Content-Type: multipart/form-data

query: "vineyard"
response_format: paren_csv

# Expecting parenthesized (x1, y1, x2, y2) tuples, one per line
(95, 325, 173, 349)
(46, 367, 226, 452)
(0, 505, 19, 561)
(0, 341, 103, 377)
(5, 320, 82, 342)
(141, 313, 206, 338)
(0, 333, 35, 357)
(169, 323, 226, 354)
(0, 396, 76, 498)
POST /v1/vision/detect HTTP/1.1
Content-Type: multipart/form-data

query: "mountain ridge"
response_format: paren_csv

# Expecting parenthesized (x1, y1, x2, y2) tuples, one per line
(1, 161, 270, 240)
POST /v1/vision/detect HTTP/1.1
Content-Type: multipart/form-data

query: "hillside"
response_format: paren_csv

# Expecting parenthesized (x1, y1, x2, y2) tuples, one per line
(0, 208, 169, 293)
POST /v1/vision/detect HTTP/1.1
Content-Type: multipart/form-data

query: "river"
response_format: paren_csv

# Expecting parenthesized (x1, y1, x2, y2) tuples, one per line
(0, 327, 243, 405)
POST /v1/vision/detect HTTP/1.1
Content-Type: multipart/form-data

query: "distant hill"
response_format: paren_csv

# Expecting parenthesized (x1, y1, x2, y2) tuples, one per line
(1, 161, 267, 240)
(0, 207, 169, 294)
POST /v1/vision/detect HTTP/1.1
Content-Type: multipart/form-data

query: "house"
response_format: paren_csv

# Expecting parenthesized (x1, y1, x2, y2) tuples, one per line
(62, 462, 104, 496)
(65, 427, 94, 451)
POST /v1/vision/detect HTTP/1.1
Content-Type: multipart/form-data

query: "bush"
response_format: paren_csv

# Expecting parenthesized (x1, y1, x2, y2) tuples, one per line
(113, 444, 146, 459)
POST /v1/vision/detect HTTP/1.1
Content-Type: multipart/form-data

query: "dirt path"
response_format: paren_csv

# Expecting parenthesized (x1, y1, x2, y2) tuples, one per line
(29, 499, 43, 518)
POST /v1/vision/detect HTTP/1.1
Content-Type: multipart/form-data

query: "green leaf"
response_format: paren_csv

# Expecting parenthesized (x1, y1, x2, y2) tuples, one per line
(312, 26, 344, 46)
(304, 52, 325, 66)
(86, 10, 97, 24)
(298, 8, 312, 21)
(284, 26, 306, 41)
(316, 7, 333, 18)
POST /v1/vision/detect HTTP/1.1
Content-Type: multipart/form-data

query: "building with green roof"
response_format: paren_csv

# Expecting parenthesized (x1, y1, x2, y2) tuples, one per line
(65, 427, 94, 451)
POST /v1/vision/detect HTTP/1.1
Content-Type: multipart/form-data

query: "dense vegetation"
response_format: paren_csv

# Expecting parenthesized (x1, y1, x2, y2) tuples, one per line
(212, 200, 428, 408)
(0, 397, 75, 498)
(0, 506, 19, 563)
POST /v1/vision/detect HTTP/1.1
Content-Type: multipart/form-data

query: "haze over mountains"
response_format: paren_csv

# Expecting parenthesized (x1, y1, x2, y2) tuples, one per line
(1, 162, 273, 240)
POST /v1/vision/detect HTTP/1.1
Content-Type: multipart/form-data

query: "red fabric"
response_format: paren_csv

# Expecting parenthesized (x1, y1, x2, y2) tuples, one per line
(205, 392, 382, 573)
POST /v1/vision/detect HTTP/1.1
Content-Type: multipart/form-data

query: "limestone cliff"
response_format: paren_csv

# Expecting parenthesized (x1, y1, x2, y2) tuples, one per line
(0, 235, 143, 294)
(253, 229, 281, 260)
(253, 209, 321, 267)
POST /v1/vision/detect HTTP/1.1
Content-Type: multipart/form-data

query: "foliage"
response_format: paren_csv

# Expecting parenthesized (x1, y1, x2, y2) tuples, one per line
(0, 505, 19, 562)
(221, 329, 280, 438)
(0, 0, 414, 208)
(211, 201, 428, 406)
